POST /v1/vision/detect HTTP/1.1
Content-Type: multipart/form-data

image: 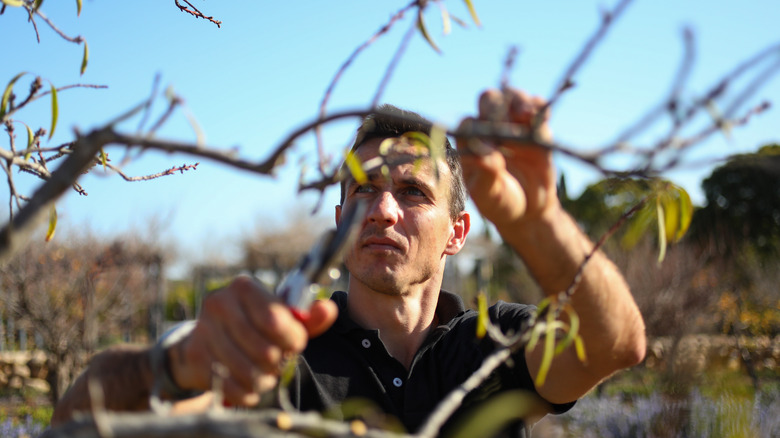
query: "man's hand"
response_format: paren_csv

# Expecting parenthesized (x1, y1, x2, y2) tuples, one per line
(457, 88, 558, 230)
(167, 276, 338, 406)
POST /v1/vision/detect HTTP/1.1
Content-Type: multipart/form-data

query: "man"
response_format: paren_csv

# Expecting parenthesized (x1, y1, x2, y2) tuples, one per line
(52, 88, 646, 435)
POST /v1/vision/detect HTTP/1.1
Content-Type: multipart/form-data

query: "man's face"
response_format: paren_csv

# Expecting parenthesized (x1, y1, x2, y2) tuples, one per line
(337, 137, 468, 296)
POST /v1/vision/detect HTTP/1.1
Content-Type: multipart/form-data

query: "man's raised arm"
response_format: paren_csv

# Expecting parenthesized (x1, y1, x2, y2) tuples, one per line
(456, 88, 646, 405)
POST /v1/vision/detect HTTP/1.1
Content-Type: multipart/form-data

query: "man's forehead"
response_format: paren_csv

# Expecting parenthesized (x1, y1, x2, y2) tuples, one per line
(354, 136, 447, 168)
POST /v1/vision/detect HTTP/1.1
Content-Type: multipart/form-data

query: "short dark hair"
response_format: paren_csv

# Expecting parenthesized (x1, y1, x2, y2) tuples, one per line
(339, 104, 466, 219)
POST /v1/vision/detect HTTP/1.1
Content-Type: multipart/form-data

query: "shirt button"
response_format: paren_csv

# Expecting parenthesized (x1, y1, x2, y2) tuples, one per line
(392, 377, 403, 387)
(361, 339, 371, 348)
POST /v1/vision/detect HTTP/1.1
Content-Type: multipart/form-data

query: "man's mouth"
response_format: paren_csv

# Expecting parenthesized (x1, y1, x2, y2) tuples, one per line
(362, 236, 403, 252)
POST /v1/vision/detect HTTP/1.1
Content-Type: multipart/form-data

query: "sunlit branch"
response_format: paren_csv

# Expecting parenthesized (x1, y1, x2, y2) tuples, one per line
(174, 0, 222, 28)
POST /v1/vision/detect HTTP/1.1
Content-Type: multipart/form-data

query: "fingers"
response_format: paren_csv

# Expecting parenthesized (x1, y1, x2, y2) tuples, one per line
(169, 276, 335, 407)
(477, 88, 550, 132)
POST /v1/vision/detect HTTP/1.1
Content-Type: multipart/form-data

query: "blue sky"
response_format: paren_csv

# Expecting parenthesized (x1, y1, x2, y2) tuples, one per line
(3, 1, 779, 272)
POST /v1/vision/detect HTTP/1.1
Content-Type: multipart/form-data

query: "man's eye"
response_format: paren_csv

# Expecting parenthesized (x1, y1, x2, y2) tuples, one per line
(355, 184, 374, 194)
(403, 187, 425, 197)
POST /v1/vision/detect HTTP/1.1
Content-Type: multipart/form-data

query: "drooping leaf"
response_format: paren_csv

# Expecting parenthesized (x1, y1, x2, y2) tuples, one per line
(476, 292, 488, 339)
(661, 191, 680, 244)
(416, 9, 441, 54)
(656, 198, 667, 262)
(574, 336, 588, 363)
(463, 0, 481, 27)
(24, 124, 34, 161)
(76, 0, 82, 16)
(438, 3, 452, 35)
(534, 311, 558, 387)
(1, 0, 24, 7)
(620, 200, 655, 249)
(554, 305, 580, 355)
(80, 41, 89, 75)
(447, 390, 547, 438)
(0, 72, 27, 120)
(675, 186, 693, 241)
(344, 151, 367, 185)
(49, 83, 58, 140)
(45, 205, 57, 242)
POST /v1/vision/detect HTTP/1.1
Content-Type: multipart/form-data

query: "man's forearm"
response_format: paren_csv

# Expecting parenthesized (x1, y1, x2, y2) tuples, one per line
(505, 205, 646, 401)
(51, 345, 155, 426)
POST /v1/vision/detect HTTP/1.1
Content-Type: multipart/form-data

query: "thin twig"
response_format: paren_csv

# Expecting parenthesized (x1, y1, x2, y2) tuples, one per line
(174, 0, 222, 28)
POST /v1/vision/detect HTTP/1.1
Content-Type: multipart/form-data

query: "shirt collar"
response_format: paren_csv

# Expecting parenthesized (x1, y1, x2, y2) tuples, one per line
(329, 290, 465, 333)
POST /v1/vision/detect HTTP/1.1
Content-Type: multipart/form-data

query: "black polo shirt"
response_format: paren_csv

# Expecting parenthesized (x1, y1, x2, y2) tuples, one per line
(287, 291, 574, 437)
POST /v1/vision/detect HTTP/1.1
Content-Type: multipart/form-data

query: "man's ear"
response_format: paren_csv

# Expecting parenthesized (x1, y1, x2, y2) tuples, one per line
(444, 211, 470, 256)
(335, 204, 342, 227)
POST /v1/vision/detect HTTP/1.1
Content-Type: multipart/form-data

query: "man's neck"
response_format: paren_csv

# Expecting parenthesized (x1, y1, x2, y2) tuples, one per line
(346, 281, 440, 370)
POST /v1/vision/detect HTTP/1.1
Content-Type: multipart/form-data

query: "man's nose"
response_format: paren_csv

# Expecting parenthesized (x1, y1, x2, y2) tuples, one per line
(366, 191, 400, 225)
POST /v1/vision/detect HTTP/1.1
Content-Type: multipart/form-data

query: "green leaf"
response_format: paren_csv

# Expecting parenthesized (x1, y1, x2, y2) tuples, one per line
(1, 0, 25, 7)
(675, 186, 693, 241)
(344, 151, 367, 185)
(416, 9, 441, 54)
(574, 336, 587, 363)
(49, 84, 58, 140)
(661, 191, 679, 244)
(76, 0, 82, 16)
(24, 124, 34, 161)
(0, 72, 27, 120)
(45, 205, 57, 242)
(656, 197, 667, 263)
(447, 390, 547, 438)
(463, 0, 481, 27)
(476, 292, 488, 339)
(554, 305, 580, 355)
(99, 148, 107, 171)
(33, 0, 44, 11)
(80, 41, 89, 75)
(620, 200, 654, 249)
(534, 311, 557, 387)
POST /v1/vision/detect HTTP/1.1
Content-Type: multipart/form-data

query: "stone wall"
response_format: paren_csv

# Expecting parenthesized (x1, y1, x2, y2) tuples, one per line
(1, 335, 777, 396)
(0, 350, 50, 394)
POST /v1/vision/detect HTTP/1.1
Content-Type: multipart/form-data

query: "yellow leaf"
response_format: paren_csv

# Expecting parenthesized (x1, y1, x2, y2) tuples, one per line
(476, 292, 488, 339)
(49, 84, 58, 140)
(675, 186, 693, 241)
(344, 151, 367, 185)
(76, 0, 82, 16)
(439, 4, 452, 35)
(1, 72, 27, 120)
(620, 200, 654, 249)
(99, 148, 107, 170)
(45, 205, 57, 242)
(24, 124, 34, 161)
(80, 41, 89, 75)
(416, 9, 441, 54)
(574, 336, 588, 363)
(463, 0, 481, 27)
(534, 315, 556, 387)
(656, 197, 667, 263)
(661, 192, 680, 244)
(1, 0, 24, 7)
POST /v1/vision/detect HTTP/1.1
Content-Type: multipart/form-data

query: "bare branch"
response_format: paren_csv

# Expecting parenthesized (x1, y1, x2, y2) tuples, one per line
(174, 0, 222, 28)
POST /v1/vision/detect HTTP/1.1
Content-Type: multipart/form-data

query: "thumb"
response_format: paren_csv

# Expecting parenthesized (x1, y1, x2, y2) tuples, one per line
(302, 299, 338, 338)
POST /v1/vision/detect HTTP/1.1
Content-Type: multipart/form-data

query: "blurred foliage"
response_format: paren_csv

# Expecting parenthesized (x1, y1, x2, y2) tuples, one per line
(690, 144, 780, 259)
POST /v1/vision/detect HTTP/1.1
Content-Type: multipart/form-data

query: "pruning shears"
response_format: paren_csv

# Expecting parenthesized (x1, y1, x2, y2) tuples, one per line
(275, 200, 366, 321)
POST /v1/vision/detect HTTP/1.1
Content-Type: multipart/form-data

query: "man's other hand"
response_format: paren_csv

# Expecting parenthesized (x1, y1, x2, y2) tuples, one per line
(457, 88, 558, 230)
